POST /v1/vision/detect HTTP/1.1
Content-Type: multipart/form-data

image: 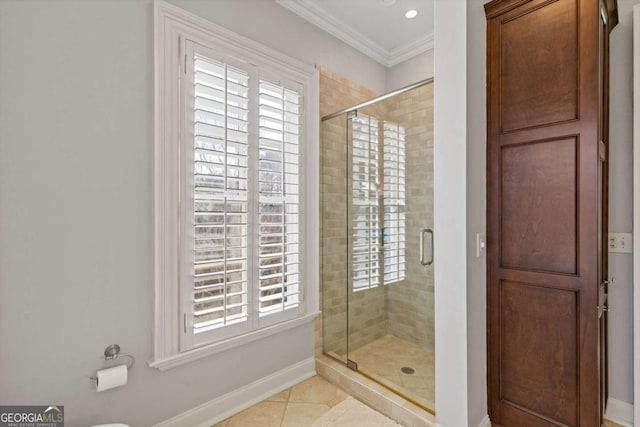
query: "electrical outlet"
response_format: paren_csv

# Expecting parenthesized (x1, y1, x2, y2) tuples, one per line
(608, 232, 633, 253)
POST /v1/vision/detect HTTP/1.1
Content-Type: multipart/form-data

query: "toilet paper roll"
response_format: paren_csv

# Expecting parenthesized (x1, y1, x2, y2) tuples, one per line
(96, 364, 127, 392)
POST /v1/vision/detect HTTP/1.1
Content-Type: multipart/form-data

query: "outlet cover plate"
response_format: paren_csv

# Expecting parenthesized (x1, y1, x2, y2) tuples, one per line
(608, 232, 633, 253)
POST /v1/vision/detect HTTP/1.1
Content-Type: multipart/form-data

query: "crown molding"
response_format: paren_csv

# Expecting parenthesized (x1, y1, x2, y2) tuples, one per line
(389, 32, 434, 66)
(275, 0, 433, 67)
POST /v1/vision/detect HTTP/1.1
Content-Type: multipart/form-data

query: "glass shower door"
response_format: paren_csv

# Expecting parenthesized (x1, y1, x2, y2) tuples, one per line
(321, 113, 350, 365)
(345, 85, 435, 412)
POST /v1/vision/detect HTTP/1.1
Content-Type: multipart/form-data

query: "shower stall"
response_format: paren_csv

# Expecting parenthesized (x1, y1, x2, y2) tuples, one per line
(320, 79, 435, 413)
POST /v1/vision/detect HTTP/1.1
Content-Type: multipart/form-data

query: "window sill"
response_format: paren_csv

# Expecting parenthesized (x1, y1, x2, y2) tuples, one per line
(148, 311, 320, 371)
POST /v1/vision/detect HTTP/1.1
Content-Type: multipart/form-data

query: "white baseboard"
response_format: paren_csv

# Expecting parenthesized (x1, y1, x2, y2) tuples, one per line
(154, 357, 316, 427)
(435, 415, 490, 427)
(477, 414, 491, 427)
(605, 397, 634, 427)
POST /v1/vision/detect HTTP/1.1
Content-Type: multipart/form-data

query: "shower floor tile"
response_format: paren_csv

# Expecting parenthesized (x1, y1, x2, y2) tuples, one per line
(348, 335, 435, 411)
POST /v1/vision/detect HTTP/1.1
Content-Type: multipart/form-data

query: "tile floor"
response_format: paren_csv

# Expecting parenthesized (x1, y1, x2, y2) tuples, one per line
(213, 376, 352, 427)
(311, 396, 400, 426)
(213, 372, 626, 427)
(348, 335, 435, 411)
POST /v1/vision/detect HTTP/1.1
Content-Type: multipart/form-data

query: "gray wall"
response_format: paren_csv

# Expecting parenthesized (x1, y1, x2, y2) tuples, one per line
(466, 1, 487, 425)
(3, 0, 632, 425)
(0, 1, 387, 426)
(386, 50, 434, 91)
(607, 0, 640, 406)
(166, 0, 388, 93)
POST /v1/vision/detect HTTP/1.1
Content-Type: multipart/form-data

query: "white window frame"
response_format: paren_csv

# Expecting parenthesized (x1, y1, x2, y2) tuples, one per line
(151, 0, 319, 370)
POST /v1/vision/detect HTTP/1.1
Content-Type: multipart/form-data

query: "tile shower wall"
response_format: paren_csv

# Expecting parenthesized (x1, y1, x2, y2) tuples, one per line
(319, 67, 388, 357)
(385, 85, 434, 350)
(319, 67, 434, 356)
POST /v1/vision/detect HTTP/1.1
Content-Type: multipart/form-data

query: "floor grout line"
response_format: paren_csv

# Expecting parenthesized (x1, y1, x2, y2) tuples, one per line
(279, 402, 288, 427)
(278, 388, 291, 427)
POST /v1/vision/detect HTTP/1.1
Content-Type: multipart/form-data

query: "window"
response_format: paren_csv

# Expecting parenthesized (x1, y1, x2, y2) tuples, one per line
(153, 1, 318, 369)
(351, 114, 380, 291)
(350, 115, 405, 292)
(382, 122, 406, 284)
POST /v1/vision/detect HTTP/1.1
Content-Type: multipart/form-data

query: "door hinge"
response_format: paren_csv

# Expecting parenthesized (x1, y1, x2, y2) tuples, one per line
(183, 313, 187, 333)
(347, 359, 358, 371)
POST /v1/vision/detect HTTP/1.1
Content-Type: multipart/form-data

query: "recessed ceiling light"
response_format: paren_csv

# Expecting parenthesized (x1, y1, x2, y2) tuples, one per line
(379, 0, 396, 5)
(405, 9, 418, 19)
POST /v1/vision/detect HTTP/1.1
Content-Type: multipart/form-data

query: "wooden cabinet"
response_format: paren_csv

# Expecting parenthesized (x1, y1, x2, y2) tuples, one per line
(484, 1, 618, 425)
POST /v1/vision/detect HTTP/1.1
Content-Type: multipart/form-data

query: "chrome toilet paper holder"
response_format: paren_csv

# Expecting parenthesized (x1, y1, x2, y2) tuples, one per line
(89, 344, 135, 383)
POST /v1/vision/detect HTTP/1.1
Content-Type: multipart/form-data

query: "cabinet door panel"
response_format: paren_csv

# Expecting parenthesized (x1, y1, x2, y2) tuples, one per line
(500, 280, 578, 426)
(500, 137, 578, 274)
(500, 0, 579, 133)
(484, 0, 614, 425)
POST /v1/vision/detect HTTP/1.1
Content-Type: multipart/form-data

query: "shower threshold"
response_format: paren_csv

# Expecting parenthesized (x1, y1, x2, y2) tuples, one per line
(316, 354, 435, 427)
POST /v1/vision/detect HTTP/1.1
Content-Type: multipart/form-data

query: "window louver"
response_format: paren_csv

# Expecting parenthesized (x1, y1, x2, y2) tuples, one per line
(351, 114, 380, 291)
(383, 122, 406, 284)
(155, 19, 313, 358)
(258, 80, 301, 316)
(192, 56, 250, 333)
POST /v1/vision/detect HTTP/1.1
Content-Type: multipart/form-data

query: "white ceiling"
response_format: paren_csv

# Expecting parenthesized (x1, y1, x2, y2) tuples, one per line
(275, 0, 435, 67)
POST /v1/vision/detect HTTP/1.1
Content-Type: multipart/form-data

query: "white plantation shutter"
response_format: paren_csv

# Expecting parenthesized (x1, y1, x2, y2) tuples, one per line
(349, 116, 406, 292)
(258, 80, 302, 319)
(154, 8, 316, 363)
(351, 114, 380, 291)
(191, 55, 250, 335)
(182, 42, 305, 346)
(383, 122, 406, 284)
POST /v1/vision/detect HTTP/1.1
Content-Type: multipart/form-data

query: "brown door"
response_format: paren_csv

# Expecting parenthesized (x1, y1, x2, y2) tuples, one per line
(485, 0, 605, 425)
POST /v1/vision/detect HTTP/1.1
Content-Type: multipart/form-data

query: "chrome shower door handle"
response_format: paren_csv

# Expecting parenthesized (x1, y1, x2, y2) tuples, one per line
(420, 228, 434, 266)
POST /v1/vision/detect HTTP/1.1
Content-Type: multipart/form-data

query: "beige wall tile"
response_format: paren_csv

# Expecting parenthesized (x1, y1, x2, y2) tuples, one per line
(319, 69, 434, 357)
(385, 85, 434, 350)
(319, 67, 386, 357)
